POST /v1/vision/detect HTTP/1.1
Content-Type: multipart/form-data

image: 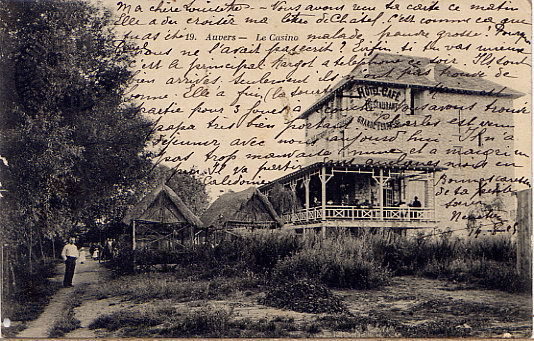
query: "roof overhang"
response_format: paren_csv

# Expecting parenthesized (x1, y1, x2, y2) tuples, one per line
(259, 159, 446, 191)
(298, 77, 523, 120)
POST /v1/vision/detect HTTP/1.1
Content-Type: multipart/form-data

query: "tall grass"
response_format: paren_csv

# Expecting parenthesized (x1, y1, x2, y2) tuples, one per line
(371, 233, 527, 292)
(110, 228, 526, 293)
(273, 232, 390, 289)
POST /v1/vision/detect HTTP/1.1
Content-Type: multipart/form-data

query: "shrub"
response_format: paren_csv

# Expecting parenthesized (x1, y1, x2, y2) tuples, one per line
(371, 232, 526, 293)
(4, 258, 62, 335)
(48, 294, 82, 337)
(89, 309, 163, 331)
(156, 307, 234, 338)
(48, 310, 81, 337)
(273, 233, 390, 289)
(260, 278, 349, 314)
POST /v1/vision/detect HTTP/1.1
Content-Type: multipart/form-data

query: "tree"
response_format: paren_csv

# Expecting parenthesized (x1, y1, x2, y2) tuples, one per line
(0, 0, 153, 266)
(268, 183, 298, 215)
(148, 165, 209, 216)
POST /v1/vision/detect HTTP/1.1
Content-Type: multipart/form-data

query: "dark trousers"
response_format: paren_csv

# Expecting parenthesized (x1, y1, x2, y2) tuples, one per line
(63, 256, 76, 286)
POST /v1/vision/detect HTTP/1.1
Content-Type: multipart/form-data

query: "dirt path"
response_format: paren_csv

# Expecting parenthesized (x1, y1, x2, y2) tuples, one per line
(16, 264, 532, 338)
(16, 258, 109, 338)
(336, 276, 532, 337)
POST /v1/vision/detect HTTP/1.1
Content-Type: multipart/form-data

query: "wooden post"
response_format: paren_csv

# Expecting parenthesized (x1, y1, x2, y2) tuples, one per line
(132, 220, 136, 272)
(320, 167, 328, 237)
(289, 181, 297, 213)
(516, 189, 532, 279)
(320, 166, 327, 222)
(378, 168, 384, 221)
(432, 172, 436, 221)
(303, 177, 310, 221)
(132, 220, 137, 251)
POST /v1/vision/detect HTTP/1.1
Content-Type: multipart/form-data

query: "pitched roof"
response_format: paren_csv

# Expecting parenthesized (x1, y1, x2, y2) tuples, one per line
(122, 184, 203, 226)
(299, 52, 524, 119)
(201, 187, 283, 228)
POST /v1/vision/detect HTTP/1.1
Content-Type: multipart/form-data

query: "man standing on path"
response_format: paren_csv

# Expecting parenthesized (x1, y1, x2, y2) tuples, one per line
(61, 237, 79, 287)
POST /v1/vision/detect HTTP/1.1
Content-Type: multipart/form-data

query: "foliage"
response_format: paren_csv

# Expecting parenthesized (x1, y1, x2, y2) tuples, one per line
(91, 306, 298, 338)
(118, 230, 303, 276)
(3, 259, 61, 327)
(273, 233, 390, 289)
(267, 182, 298, 215)
(0, 0, 154, 278)
(260, 278, 349, 314)
(109, 228, 523, 294)
(94, 271, 262, 303)
(48, 294, 82, 337)
(316, 314, 399, 336)
(89, 309, 163, 332)
(144, 165, 209, 216)
(370, 233, 526, 292)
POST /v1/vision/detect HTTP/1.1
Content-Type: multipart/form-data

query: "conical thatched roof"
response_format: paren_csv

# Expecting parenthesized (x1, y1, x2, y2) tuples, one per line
(122, 184, 203, 226)
(201, 187, 283, 228)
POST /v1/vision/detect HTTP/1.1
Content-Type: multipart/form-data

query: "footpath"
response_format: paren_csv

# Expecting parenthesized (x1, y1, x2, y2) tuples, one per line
(16, 258, 108, 338)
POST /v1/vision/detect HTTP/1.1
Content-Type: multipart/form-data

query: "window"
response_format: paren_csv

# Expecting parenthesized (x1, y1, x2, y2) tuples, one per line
(408, 88, 424, 115)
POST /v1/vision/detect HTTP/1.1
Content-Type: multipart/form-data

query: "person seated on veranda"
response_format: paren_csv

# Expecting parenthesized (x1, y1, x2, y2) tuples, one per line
(361, 199, 371, 208)
(411, 196, 422, 208)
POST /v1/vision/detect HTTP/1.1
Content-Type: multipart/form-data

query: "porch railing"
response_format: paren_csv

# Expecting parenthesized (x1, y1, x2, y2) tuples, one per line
(282, 206, 434, 225)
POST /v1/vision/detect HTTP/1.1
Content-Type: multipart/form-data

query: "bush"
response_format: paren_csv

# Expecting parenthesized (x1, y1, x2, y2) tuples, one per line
(273, 233, 390, 289)
(48, 294, 82, 337)
(371, 232, 527, 293)
(4, 258, 62, 330)
(89, 309, 164, 331)
(156, 307, 234, 338)
(48, 310, 81, 337)
(260, 278, 349, 314)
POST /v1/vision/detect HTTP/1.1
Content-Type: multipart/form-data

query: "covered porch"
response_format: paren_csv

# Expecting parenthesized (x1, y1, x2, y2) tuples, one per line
(259, 160, 444, 230)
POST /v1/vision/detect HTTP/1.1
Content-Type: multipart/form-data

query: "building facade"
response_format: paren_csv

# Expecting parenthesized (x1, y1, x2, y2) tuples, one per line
(261, 53, 522, 234)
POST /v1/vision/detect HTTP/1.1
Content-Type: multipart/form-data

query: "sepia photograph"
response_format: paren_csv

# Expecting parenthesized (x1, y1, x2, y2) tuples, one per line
(0, 0, 532, 338)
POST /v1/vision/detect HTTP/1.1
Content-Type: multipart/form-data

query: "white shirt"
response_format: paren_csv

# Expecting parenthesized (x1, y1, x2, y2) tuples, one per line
(61, 244, 79, 260)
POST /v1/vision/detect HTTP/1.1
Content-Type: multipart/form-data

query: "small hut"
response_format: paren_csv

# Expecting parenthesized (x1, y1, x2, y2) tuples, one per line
(122, 184, 204, 251)
(201, 187, 283, 230)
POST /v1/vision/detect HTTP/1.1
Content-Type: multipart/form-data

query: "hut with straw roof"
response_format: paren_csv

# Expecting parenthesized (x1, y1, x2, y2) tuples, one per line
(201, 187, 283, 230)
(122, 184, 205, 251)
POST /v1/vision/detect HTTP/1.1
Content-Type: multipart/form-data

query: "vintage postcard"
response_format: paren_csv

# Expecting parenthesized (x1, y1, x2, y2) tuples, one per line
(0, 0, 531, 338)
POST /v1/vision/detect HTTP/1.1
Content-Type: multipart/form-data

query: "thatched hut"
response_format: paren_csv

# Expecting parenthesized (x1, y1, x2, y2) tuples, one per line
(122, 184, 204, 251)
(201, 187, 283, 230)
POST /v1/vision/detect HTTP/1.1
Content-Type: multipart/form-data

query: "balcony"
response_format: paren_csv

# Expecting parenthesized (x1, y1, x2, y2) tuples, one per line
(282, 205, 435, 226)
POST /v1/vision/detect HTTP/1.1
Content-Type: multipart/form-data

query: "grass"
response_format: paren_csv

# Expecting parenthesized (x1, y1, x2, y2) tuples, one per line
(314, 314, 400, 337)
(94, 272, 263, 303)
(372, 233, 529, 293)
(48, 292, 83, 337)
(89, 307, 166, 332)
(2, 259, 62, 337)
(260, 278, 349, 314)
(110, 229, 526, 293)
(89, 306, 300, 338)
(273, 232, 390, 289)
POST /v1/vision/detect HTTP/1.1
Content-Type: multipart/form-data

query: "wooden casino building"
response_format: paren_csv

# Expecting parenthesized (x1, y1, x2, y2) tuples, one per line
(259, 53, 523, 233)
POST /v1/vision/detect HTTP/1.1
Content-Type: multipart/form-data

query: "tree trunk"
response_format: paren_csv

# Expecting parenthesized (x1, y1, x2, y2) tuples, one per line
(9, 261, 16, 293)
(28, 233, 33, 273)
(52, 237, 56, 259)
(39, 234, 45, 260)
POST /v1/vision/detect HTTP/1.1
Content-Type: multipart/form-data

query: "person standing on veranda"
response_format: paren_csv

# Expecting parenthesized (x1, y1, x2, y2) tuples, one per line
(61, 237, 79, 287)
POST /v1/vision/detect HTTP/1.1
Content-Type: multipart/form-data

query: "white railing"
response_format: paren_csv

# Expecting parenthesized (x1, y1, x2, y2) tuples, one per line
(282, 206, 434, 224)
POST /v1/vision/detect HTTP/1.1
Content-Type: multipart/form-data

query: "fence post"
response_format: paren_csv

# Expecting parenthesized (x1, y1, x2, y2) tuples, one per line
(516, 189, 532, 280)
